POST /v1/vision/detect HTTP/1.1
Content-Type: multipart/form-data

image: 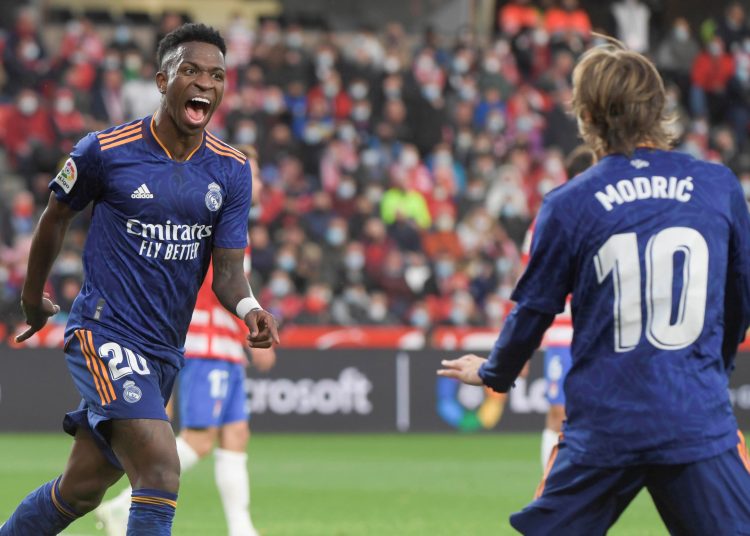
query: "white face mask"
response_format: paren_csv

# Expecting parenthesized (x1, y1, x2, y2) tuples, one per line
(18, 95, 39, 115)
(55, 97, 75, 114)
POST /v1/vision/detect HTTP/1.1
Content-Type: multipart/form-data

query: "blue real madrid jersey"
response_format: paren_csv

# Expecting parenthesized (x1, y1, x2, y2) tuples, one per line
(514, 147, 750, 466)
(50, 116, 251, 367)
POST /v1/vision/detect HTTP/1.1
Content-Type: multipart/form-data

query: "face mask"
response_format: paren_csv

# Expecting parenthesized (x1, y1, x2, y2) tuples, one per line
(344, 251, 365, 270)
(317, 53, 334, 68)
(338, 181, 357, 199)
(352, 105, 371, 122)
(384, 56, 401, 73)
(361, 148, 380, 167)
(384, 86, 401, 99)
(485, 300, 505, 320)
(453, 57, 470, 73)
(55, 97, 74, 114)
(104, 55, 121, 70)
(709, 42, 722, 56)
(18, 95, 38, 115)
(411, 308, 431, 328)
(114, 25, 131, 45)
(422, 84, 441, 101)
(278, 255, 296, 272)
(349, 83, 368, 100)
(435, 260, 455, 278)
(327, 226, 347, 246)
(263, 31, 281, 46)
(323, 83, 339, 98)
(270, 277, 291, 297)
(483, 58, 500, 73)
(338, 125, 356, 142)
(674, 27, 689, 41)
(236, 127, 256, 145)
(286, 33, 304, 48)
(264, 98, 284, 114)
(124, 54, 142, 72)
(496, 257, 511, 274)
(370, 302, 387, 320)
(449, 308, 468, 325)
(487, 115, 505, 133)
(400, 151, 419, 168)
(436, 215, 454, 231)
(460, 85, 477, 101)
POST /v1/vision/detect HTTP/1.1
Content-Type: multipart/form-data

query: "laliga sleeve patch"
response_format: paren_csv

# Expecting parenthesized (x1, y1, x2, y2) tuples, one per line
(54, 158, 78, 194)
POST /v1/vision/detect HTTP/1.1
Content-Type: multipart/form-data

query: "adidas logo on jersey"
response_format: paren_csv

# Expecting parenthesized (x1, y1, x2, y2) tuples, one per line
(131, 184, 154, 199)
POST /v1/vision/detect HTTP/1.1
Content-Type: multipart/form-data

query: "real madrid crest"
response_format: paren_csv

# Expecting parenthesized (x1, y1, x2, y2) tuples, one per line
(123, 380, 142, 403)
(205, 182, 223, 212)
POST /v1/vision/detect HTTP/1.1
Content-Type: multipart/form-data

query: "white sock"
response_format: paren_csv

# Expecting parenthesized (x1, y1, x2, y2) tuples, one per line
(176, 436, 201, 472)
(214, 448, 255, 536)
(541, 428, 559, 471)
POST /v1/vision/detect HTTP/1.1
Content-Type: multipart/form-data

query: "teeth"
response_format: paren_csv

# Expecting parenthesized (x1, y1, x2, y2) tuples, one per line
(191, 97, 210, 105)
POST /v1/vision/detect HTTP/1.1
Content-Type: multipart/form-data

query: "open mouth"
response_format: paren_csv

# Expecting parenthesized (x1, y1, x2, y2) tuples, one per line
(185, 97, 211, 125)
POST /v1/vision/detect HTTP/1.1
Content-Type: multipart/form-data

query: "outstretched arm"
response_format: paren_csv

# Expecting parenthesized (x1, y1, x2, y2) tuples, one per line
(211, 246, 280, 348)
(438, 305, 554, 391)
(16, 193, 77, 342)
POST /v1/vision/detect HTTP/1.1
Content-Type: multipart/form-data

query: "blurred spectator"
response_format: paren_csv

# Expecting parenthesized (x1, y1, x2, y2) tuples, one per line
(716, 2, 750, 53)
(690, 36, 735, 123)
(655, 18, 700, 105)
(2, 6, 47, 94)
(611, 0, 651, 53)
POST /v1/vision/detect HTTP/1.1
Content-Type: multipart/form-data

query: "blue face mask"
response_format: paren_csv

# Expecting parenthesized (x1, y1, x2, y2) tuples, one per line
(278, 255, 296, 272)
(327, 227, 347, 246)
(269, 277, 291, 297)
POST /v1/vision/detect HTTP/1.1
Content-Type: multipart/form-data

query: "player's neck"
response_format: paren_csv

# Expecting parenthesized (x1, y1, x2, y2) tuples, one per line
(152, 110, 203, 162)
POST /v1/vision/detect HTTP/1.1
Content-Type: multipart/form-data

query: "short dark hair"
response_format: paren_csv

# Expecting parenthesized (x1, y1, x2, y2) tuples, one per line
(156, 23, 226, 68)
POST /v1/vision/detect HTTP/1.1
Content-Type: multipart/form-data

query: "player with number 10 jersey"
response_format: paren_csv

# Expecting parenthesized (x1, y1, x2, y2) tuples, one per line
(518, 146, 749, 466)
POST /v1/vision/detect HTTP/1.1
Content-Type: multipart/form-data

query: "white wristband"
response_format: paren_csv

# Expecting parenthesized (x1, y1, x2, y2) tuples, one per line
(236, 296, 261, 319)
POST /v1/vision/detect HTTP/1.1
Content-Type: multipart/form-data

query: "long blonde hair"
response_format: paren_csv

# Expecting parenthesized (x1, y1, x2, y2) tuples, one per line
(571, 38, 676, 156)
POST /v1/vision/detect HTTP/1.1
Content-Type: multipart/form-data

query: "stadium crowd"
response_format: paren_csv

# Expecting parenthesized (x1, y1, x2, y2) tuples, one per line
(1, 0, 750, 333)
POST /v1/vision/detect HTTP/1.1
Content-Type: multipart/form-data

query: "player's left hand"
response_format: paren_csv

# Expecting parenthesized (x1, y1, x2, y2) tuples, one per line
(437, 354, 487, 386)
(244, 308, 280, 348)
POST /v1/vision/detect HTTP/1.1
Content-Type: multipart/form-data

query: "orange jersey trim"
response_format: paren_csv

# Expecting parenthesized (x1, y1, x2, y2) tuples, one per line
(132, 496, 178, 509)
(97, 121, 142, 141)
(97, 124, 143, 145)
(76, 330, 110, 405)
(206, 132, 245, 159)
(149, 117, 202, 161)
(100, 134, 143, 151)
(534, 432, 563, 499)
(206, 140, 245, 164)
(85, 330, 116, 402)
(738, 431, 750, 474)
(50, 477, 76, 519)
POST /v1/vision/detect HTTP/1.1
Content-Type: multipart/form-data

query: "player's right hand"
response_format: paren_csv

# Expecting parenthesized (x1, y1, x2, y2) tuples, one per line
(15, 292, 60, 343)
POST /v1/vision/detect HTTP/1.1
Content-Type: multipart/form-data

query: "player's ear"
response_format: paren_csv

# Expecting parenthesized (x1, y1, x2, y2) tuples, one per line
(155, 70, 167, 94)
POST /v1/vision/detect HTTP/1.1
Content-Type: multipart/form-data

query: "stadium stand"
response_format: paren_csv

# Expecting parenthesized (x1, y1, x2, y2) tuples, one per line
(2, 1, 750, 339)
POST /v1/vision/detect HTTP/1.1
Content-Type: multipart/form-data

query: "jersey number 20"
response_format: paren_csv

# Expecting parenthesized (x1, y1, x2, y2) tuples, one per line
(594, 227, 708, 352)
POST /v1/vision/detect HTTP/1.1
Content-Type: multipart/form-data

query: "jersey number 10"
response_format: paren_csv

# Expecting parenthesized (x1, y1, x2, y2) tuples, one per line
(594, 227, 708, 352)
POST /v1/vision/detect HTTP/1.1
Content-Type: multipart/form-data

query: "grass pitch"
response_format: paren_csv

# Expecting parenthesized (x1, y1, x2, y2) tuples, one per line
(0, 433, 665, 535)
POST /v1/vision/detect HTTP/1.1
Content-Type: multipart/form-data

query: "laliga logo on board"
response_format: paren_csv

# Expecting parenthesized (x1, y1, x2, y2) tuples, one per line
(436, 377, 505, 431)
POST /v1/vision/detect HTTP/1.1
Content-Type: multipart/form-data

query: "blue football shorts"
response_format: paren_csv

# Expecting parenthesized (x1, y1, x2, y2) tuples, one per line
(543, 346, 572, 406)
(62, 329, 179, 469)
(178, 358, 248, 429)
(511, 431, 750, 535)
